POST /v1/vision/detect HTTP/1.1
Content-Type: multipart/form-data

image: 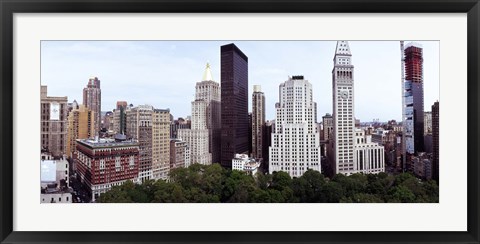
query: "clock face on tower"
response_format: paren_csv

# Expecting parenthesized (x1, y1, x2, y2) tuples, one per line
(340, 90, 348, 99)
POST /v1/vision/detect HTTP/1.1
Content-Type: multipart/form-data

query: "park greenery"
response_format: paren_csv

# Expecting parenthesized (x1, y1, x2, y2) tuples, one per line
(97, 163, 439, 203)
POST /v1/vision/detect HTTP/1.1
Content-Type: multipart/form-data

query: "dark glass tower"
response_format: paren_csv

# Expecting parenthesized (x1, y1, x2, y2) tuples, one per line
(432, 101, 439, 183)
(220, 43, 249, 168)
(405, 44, 424, 153)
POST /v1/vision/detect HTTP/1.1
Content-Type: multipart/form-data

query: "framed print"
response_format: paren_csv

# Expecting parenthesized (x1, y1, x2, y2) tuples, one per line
(1, 0, 479, 243)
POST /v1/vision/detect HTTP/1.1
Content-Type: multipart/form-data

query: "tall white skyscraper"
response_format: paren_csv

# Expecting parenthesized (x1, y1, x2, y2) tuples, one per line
(332, 41, 355, 175)
(178, 63, 220, 165)
(269, 76, 321, 177)
(332, 41, 385, 175)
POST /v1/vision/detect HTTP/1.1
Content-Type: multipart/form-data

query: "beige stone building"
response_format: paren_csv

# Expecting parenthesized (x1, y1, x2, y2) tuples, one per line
(170, 139, 191, 169)
(112, 101, 128, 135)
(126, 105, 153, 181)
(152, 109, 171, 180)
(126, 105, 171, 181)
(41, 85, 68, 157)
(67, 105, 95, 158)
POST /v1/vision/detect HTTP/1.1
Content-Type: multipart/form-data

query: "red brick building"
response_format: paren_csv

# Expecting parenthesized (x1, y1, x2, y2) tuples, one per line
(75, 138, 139, 201)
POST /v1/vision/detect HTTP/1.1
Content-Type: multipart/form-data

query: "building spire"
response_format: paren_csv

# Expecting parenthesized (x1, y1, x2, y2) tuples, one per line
(335, 41, 352, 56)
(202, 62, 214, 81)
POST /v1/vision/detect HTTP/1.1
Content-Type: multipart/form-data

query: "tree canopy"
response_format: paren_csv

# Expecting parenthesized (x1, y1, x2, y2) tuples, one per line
(97, 164, 438, 203)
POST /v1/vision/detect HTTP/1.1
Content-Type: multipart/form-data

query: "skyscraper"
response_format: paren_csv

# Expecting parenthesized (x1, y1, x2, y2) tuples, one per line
(321, 113, 333, 161)
(252, 85, 265, 160)
(66, 105, 95, 158)
(178, 63, 220, 165)
(220, 43, 249, 168)
(332, 41, 355, 175)
(331, 41, 384, 175)
(152, 109, 171, 180)
(126, 105, 154, 181)
(248, 112, 253, 156)
(262, 120, 274, 172)
(322, 113, 333, 142)
(41, 85, 68, 157)
(199, 63, 221, 164)
(83, 77, 101, 134)
(404, 43, 424, 154)
(432, 101, 439, 183)
(269, 76, 321, 177)
(113, 101, 127, 135)
(125, 105, 171, 181)
(424, 111, 432, 135)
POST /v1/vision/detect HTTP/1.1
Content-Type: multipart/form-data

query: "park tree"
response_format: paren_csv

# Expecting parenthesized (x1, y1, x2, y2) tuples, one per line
(223, 170, 256, 202)
(97, 164, 438, 204)
(292, 169, 325, 202)
(320, 181, 344, 203)
(387, 185, 416, 203)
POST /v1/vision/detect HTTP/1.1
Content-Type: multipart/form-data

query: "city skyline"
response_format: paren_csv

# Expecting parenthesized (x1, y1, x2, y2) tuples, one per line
(40, 40, 439, 203)
(41, 40, 439, 123)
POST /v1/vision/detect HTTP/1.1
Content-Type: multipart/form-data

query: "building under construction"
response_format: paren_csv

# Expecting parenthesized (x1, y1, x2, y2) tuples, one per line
(405, 43, 425, 154)
(401, 42, 425, 172)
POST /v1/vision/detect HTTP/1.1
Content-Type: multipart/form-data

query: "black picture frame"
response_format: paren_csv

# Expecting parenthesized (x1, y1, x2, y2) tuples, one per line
(1, 0, 479, 243)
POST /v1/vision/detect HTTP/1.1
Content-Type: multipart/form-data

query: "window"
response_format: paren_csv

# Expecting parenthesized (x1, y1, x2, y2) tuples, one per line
(115, 156, 121, 171)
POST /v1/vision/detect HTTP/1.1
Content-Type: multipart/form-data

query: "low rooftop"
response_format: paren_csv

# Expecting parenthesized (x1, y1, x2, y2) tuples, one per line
(77, 138, 138, 148)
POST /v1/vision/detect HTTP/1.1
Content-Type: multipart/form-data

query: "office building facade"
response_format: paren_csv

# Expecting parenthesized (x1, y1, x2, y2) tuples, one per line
(126, 105, 154, 181)
(322, 113, 333, 141)
(82, 77, 102, 134)
(432, 101, 439, 182)
(269, 76, 321, 177)
(152, 109, 171, 180)
(353, 129, 385, 174)
(41, 85, 68, 157)
(125, 105, 171, 181)
(332, 41, 384, 175)
(75, 138, 139, 202)
(170, 139, 191, 169)
(332, 41, 356, 175)
(404, 43, 424, 154)
(220, 43, 249, 168)
(252, 85, 266, 160)
(66, 105, 95, 158)
(178, 64, 220, 165)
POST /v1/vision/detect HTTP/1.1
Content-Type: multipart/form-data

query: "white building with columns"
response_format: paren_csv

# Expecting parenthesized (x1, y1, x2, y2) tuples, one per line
(353, 129, 385, 174)
(232, 154, 261, 176)
(269, 76, 321, 177)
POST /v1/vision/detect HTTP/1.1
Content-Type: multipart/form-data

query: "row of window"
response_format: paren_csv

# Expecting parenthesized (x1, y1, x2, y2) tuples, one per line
(42, 196, 70, 203)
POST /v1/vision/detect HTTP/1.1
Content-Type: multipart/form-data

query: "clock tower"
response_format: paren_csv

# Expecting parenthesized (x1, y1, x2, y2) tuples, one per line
(332, 41, 355, 175)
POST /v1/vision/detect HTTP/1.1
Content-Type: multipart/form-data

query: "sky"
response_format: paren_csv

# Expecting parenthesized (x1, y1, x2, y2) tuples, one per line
(41, 41, 439, 122)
